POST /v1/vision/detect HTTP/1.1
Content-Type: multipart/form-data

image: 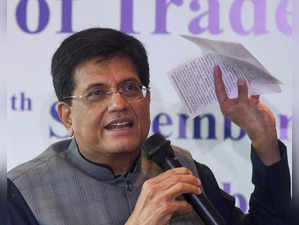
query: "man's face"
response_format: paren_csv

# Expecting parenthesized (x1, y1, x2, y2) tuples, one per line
(64, 56, 150, 161)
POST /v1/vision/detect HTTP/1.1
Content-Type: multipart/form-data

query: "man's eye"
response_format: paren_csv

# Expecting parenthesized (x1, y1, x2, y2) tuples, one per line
(89, 89, 107, 96)
(124, 84, 140, 91)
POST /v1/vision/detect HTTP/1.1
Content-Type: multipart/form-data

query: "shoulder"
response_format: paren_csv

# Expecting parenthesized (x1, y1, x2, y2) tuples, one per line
(171, 145, 197, 170)
(171, 145, 193, 158)
(8, 139, 72, 183)
(171, 145, 212, 174)
(171, 145, 220, 192)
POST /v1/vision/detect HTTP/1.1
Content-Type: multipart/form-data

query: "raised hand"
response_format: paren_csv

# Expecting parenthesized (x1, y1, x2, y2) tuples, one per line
(213, 65, 281, 165)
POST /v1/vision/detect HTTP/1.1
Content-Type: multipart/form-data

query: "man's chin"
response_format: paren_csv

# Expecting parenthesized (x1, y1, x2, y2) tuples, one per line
(105, 140, 141, 154)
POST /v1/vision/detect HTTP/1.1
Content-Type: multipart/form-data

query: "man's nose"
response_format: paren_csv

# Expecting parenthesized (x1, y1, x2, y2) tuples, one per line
(107, 92, 129, 112)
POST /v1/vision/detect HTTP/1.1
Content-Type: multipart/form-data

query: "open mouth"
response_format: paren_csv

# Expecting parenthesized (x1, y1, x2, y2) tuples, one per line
(104, 120, 134, 130)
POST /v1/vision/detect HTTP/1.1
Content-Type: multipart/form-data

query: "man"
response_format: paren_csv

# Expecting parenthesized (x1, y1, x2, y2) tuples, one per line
(8, 28, 290, 225)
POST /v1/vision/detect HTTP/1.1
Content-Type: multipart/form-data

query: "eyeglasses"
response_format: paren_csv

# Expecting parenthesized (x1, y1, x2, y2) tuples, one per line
(62, 81, 149, 104)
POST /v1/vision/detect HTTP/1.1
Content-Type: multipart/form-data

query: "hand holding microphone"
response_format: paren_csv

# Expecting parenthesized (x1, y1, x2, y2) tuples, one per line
(126, 167, 202, 225)
(126, 134, 225, 225)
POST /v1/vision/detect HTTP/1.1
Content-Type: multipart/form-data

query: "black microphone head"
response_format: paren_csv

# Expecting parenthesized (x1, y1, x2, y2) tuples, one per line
(142, 133, 174, 167)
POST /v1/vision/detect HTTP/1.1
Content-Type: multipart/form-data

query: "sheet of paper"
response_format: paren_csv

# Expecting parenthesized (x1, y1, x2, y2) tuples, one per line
(168, 36, 282, 118)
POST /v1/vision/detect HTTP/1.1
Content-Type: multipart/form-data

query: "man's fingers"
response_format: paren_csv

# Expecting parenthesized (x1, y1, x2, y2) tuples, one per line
(170, 201, 193, 214)
(155, 174, 201, 191)
(137, 168, 201, 222)
(251, 95, 260, 99)
(249, 95, 260, 104)
(237, 78, 248, 102)
(165, 182, 201, 200)
(213, 65, 228, 103)
(149, 167, 193, 184)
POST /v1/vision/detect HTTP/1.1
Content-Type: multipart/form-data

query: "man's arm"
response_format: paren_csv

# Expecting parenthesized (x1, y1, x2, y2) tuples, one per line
(7, 178, 39, 225)
(245, 140, 291, 225)
(195, 140, 291, 225)
(212, 65, 291, 224)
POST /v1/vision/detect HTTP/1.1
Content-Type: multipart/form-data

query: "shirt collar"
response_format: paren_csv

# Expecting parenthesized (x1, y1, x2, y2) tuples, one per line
(64, 138, 142, 182)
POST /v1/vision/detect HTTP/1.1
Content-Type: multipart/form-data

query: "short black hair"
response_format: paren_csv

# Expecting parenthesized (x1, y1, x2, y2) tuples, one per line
(51, 28, 150, 104)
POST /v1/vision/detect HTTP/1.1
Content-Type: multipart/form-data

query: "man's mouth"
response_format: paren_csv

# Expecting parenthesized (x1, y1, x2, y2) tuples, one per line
(104, 119, 134, 130)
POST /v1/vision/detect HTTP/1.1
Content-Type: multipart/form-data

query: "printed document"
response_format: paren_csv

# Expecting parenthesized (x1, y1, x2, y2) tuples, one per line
(168, 36, 282, 118)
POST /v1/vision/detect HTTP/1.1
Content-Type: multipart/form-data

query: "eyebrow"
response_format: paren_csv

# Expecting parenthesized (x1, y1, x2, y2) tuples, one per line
(83, 78, 141, 92)
(84, 83, 106, 93)
(118, 78, 141, 85)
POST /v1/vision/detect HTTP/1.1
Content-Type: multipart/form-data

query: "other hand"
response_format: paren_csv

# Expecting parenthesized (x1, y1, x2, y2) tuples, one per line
(213, 65, 280, 165)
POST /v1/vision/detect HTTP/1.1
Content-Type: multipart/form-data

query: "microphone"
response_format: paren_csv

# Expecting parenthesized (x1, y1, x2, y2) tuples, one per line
(142, 133, 226, 225)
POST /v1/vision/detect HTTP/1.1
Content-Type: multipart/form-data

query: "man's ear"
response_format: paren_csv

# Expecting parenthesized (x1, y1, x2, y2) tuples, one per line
(146, 89, 151, 103)
(57, 102, 74, 137)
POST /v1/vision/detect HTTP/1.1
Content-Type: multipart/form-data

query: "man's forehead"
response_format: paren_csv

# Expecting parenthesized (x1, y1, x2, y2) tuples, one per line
(72, 56, 140, 91)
